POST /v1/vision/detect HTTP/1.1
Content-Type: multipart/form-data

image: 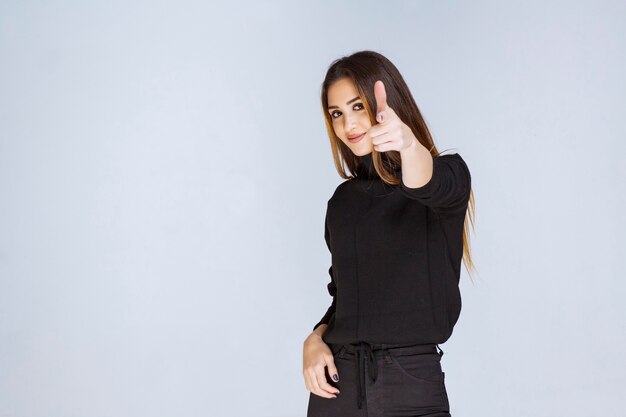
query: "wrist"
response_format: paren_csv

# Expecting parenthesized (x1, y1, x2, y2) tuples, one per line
(399, 124, 418, 152)
(310, 325, 326, 339)
(400, 134, 419, 155)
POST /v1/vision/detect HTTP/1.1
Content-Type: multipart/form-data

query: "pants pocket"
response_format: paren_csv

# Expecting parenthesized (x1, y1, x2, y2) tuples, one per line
(384, 351, 449, 413)
(388, 351, 444, 384)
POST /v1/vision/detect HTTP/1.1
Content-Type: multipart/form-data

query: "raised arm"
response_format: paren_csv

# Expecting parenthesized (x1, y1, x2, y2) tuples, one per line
(399, 142, 471, 215)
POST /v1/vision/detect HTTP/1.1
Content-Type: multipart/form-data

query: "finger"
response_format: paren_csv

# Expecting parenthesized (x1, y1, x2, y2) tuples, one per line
(369, 128, 394, 148)
(303, 368, 313, 392)
(370, 128, 390, 144)
(306, 368, 323, 395)
(321, 357, 340, 394)
(371, 131, 396, 151)
(374, 80, 388, 123)
(315, 367, 340, 397)
(373, 142, 397, 153)
(308, 367, 336, 398)
(327, 356, 340, 384)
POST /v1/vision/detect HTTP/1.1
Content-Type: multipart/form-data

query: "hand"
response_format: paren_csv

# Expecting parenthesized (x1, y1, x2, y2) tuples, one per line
(303, 334, 341, 399)
(367, 80, 417, 152)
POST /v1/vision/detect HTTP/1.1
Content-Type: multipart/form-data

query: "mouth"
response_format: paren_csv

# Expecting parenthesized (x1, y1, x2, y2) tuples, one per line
(347, 133, 365, 143)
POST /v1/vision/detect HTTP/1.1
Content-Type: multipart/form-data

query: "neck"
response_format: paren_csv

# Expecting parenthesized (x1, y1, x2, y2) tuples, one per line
(356, 152, 378, 178)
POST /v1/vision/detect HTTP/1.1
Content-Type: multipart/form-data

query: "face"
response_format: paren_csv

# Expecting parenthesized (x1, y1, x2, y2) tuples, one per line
(327, 77, 373, 156)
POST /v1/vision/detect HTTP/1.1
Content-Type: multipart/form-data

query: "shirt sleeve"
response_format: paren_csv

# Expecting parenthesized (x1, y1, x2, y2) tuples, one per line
(399, 153, 471, 216)
(312, 210, 336, 331)
(312, 266, 336, 331)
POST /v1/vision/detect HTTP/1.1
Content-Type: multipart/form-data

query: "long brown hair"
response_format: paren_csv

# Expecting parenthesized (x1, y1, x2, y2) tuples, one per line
(320, 50, 477, 280)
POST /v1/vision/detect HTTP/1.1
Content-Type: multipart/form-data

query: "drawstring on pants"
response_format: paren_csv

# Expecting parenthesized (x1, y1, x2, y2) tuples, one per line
(355, 342, 378, 409)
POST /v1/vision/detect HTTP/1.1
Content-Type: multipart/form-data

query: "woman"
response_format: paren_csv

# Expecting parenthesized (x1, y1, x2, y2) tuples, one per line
(303, 50, 475, 417)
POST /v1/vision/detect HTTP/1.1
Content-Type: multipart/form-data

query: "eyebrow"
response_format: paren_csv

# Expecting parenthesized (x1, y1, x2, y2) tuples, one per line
(327, 96, 361, 110)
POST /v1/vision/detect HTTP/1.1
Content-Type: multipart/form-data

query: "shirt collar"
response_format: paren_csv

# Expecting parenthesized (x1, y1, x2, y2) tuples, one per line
(356, 152, 378, 178)
(356, 152, 401, 179)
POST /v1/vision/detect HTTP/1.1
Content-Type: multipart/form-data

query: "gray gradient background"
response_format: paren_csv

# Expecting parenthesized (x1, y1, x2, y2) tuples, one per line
(1, 1, 624, 416)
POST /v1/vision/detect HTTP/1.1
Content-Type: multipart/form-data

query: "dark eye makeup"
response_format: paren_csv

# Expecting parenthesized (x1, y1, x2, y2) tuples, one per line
(330, 103, 364, 119)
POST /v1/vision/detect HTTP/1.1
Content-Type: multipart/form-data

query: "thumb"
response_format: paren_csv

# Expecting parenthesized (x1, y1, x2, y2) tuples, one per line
(374, 80, 388, 123)
(326, 356, 339, 382)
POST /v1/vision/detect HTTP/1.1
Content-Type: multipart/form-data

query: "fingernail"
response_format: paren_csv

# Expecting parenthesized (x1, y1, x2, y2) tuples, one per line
(332, 374, 339, 381)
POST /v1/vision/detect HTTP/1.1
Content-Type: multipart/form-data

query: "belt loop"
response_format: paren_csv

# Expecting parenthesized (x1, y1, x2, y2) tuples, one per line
(338, 346, 346, 358)
(436, 344, 444, 358)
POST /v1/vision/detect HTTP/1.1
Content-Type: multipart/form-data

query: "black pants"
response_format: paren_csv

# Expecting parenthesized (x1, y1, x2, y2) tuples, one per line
(307, 341, 451, 417)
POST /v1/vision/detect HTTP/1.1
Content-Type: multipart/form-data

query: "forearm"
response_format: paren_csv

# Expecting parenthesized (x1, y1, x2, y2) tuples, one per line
(399, 132, 434, 188)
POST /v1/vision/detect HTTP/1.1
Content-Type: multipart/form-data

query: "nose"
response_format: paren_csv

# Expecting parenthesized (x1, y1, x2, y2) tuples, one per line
(343, 113, 356, 134)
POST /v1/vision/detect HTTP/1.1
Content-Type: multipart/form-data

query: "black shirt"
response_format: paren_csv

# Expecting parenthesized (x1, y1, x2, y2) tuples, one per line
(313, 151, 472, 345)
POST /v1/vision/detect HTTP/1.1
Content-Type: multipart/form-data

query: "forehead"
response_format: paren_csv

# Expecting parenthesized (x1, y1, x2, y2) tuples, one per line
(327, 78, 359, 104)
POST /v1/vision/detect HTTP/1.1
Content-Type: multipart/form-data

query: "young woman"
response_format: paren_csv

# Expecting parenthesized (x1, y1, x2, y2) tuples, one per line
(303, 50, 475, 417)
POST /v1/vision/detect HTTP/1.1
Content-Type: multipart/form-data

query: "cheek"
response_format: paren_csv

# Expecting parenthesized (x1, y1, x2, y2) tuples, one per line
(359, 113, 373, 128)
(331, 121, 343, 137)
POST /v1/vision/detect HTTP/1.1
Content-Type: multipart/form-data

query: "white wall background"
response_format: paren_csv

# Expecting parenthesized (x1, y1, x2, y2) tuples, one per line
(1, 1, 624, 416)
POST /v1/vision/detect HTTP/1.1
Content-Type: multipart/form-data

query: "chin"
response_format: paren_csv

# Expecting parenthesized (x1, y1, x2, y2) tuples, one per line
(345, 142, 373, 156)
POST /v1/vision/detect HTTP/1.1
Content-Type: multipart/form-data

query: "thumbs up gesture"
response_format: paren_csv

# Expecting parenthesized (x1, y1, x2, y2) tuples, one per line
(368, 80, 418, 152)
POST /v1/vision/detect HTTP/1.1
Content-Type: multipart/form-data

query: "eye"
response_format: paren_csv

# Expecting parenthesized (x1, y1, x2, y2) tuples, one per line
(330, 103, 365, 119)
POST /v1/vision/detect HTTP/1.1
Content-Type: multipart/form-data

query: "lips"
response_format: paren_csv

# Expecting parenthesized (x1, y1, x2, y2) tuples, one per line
(348, 133, 365, 143)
